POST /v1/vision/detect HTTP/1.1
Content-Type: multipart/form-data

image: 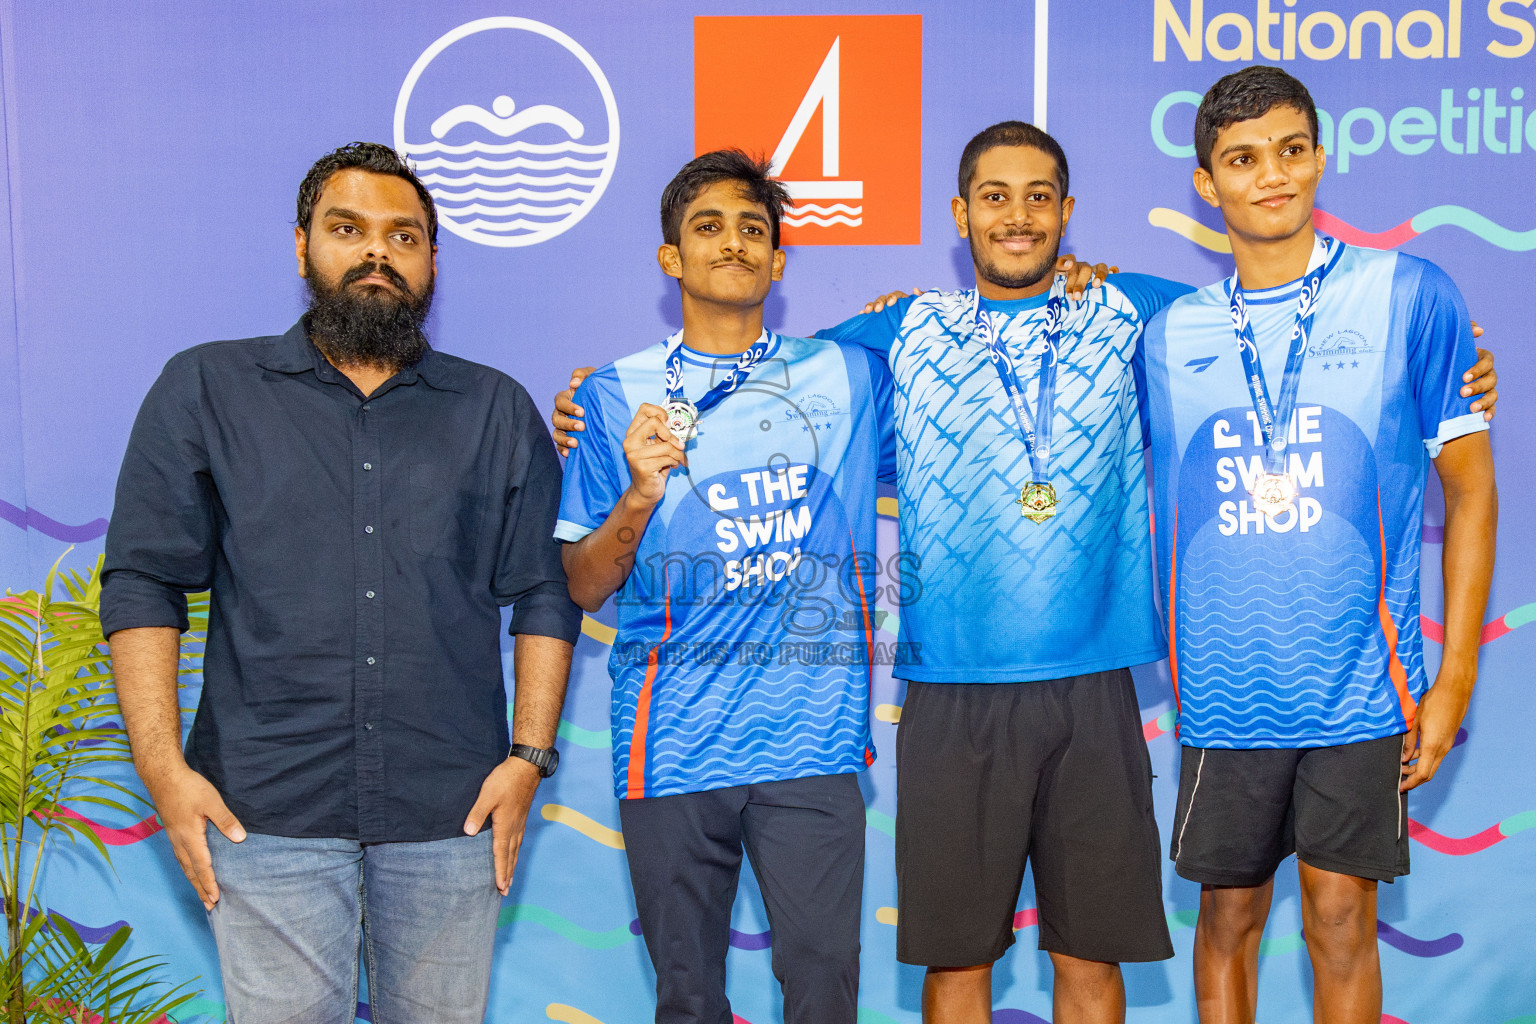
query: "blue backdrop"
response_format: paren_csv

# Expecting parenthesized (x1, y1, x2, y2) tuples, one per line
(4, 2, 1533, 1022)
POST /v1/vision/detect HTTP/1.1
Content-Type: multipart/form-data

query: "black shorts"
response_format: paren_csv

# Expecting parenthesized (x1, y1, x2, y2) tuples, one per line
(1170, 733, 1410, 886)
(894, 669, 1173, 967)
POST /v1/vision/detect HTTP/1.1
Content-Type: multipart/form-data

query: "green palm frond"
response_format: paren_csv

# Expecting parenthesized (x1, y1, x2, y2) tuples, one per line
(3, 919, 195, 1024)
(0, 552, 205, 1021)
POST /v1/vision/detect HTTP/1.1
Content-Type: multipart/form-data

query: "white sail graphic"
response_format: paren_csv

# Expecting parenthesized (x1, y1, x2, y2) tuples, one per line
(769, 37, 863, 229)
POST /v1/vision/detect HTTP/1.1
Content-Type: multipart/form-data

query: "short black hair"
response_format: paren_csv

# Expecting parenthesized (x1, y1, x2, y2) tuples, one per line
(956, 121, 1069, 202)
(296, 142, 437, 245)
(660, 150, 791, 249)
(1195, 66, 1319, 173)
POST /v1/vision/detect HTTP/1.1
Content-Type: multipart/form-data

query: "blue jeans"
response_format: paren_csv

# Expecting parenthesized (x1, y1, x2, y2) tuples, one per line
(205, 825, 501, 1024)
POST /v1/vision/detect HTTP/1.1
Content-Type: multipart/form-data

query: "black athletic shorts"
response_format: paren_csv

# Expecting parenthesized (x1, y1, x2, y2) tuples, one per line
(1170, 733, 1410, 886)
(894, 669, 1173, 967)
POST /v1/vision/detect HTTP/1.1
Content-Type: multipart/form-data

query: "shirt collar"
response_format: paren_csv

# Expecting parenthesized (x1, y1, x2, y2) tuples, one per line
(256, 319, 466, 393)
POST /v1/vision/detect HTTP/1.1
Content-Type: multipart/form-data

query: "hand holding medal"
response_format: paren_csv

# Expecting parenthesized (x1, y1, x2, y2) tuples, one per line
(621, 403, 688, 508)
(660, 327, 773, 444)
(618, 328, 773, 507)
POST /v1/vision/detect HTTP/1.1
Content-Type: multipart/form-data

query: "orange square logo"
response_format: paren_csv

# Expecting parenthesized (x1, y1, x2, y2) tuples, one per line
(695, 15, 922, 246)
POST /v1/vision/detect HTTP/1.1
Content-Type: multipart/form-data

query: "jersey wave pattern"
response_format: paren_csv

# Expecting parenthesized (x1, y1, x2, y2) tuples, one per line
(1141, 243, 1486, 748)
(556, 334, 896, 798)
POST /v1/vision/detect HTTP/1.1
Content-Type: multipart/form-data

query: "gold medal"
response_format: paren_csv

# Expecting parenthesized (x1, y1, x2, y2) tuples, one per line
(1017, 482, 1059, 524)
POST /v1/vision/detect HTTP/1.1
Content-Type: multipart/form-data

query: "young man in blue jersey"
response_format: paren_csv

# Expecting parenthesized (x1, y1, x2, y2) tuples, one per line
(1140, 66, 1497, 1024)
(555, 150, 898, 1024)
(813, 124, 1188, 1024)
(554, 126, 1499, 1024)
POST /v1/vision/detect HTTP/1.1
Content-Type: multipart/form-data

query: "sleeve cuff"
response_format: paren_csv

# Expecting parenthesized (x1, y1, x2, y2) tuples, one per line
(1424, 412, 1488, 459)
(508, 584, 582, 645)
(554, 519, 595, 543)
(98, 571, 191, 637)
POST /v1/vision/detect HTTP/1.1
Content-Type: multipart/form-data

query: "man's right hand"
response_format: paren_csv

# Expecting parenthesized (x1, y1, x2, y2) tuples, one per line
(553, 367, 597, 456)
(623, 403, 686, 505)
(147, 765, 246, 910)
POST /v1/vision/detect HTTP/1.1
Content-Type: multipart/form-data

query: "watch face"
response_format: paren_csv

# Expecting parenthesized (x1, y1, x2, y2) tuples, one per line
(512, 744, 559, 777)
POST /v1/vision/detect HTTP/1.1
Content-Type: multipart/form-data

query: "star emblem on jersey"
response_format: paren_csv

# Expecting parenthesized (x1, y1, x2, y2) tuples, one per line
(1017, 482, 1059, 524)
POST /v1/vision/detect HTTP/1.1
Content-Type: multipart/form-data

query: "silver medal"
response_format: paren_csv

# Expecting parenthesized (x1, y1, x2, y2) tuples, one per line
(663, 399, 699, 441)
(1250, 472, 1297, 517)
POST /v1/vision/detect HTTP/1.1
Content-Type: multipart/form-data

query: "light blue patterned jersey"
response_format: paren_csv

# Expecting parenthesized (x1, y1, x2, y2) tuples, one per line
(819, 274, 1190, 682)
(556, 333, 897, 799)
(1141, 242, 1486, 748)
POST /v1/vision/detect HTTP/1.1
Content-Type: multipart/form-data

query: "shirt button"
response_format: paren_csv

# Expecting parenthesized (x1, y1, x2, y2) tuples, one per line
(365, 525, 374, 534)
(363, 462, 372, 470)
(365, 590, 375, 599)
(362, 404, 372, 411)
(364, 722, 374, 730)
(366, 657, 376, 665)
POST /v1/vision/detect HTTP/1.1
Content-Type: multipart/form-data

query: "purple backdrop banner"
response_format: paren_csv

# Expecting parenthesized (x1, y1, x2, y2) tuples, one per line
(3, 2, 1531, 1022)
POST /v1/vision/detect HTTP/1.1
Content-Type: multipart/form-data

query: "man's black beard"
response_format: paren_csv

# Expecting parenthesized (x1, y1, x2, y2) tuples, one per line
(969, 231, 1058, 292)
(304, 258, 434, 369)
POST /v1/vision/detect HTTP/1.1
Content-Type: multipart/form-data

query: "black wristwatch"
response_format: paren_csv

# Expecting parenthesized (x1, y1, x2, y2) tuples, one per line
(509, 743, 560, 778)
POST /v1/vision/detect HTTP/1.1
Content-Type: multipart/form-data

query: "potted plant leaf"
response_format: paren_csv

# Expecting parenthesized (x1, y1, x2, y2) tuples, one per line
(0, 551, 202, 1023)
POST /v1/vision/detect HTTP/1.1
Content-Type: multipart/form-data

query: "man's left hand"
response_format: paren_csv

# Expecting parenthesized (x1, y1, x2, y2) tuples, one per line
(1401, 678, 1474, 792)
(465, 756, 544, 895)
(1055, 254, 1117, 302)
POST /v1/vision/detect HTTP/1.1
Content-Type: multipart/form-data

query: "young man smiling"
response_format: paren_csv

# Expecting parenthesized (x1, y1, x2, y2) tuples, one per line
(556, 150, 896, 1024)
(815, 123, 1190, 1024)
(1140, 66, 1497, 1024)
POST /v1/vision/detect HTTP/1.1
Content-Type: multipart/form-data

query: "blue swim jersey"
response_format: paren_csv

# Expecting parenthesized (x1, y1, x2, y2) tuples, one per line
(819, 275, 1190, 682)
(1140, 239, 1487, 749)
(556, 332, 897, 799)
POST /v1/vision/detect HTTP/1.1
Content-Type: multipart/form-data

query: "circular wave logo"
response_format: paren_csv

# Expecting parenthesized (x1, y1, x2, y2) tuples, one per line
(393, 17, 620, 248)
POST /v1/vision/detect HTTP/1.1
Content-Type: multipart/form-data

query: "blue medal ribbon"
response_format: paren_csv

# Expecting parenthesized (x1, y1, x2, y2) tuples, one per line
(976, 276, 1068, 485)
(663, 328, 774, 415)
(1226, 235, 1340, 475)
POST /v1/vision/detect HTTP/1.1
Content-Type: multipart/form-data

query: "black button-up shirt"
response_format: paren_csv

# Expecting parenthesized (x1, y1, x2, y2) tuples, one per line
(101, 321, 581, 842)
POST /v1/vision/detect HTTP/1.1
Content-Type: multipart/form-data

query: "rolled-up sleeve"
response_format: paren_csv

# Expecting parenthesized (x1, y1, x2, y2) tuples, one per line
(100, 353, 217, 637)
(492, 384, 582, 645)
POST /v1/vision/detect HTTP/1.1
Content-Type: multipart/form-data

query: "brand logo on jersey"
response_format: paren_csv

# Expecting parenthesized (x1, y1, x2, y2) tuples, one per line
(784, 392, 847, 432)
(394, 17, 620, 248)
(694, 15, 922, 246)
(1185, 355, 1221, 373)
(1310, 328, 1378, 358)
(1311, 328, 1378, 370)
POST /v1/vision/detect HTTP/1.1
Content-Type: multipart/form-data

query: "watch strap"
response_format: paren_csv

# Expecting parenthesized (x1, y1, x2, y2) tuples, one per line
(509, 743, 559, 778)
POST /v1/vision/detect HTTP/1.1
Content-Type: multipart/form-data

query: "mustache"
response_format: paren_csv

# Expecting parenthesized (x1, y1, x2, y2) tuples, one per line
(341, 260, 412, 292)
(711, 255, 757, 269)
